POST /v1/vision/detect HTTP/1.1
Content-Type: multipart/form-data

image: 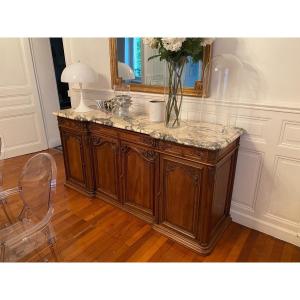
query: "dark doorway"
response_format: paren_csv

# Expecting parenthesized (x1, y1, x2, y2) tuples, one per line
(50, 38, 71, 109)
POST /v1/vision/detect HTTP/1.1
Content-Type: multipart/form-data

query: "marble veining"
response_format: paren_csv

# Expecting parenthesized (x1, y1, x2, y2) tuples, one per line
(54, 108, 244, 150)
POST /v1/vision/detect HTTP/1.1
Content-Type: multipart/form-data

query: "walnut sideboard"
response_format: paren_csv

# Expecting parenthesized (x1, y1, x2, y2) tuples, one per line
(56, 109, 243, 255)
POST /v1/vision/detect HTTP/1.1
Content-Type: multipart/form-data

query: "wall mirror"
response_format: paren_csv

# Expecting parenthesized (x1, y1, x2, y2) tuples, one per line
(109, 38, 212, 97)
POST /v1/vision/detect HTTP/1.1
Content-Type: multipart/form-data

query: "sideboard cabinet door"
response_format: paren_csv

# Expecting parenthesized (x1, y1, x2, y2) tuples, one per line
(158, 155, 204, 239)
(91, 135, 120, 203)
(60, 129, 88, 189)
(120, 142, 158, 222)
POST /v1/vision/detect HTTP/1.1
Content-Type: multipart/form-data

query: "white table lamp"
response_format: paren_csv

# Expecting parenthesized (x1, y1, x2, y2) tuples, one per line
(118, 62, 135, 81)
(61, 62, 98, 112)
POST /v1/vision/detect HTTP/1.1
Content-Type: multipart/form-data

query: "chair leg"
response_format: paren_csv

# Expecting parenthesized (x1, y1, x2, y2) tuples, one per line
(1, 244, 5, 262)
(49, 241, 59, 262)
(43, 225, 61, 262)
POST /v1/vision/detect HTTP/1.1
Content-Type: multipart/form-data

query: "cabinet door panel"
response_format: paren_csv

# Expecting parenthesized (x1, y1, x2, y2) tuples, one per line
(62, 131, 85, 186)
(121, 143, 157, 219)
(92, 136, 120, 201)
(210, 159, 231, 231)
(160, 156, 203, 238)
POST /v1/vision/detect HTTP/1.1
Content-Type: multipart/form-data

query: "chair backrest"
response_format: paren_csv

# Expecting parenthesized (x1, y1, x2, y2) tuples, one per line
(19, 153, 57, 223)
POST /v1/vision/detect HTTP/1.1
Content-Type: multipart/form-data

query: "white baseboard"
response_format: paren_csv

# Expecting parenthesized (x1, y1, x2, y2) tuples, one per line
(231, 209, 300, 247)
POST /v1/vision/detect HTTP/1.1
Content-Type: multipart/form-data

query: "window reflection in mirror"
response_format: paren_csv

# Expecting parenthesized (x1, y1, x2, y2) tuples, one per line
(116, 38, 203, 88)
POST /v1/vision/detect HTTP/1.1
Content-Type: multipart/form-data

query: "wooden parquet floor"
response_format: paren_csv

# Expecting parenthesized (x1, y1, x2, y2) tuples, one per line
(1, 149, 300, 262)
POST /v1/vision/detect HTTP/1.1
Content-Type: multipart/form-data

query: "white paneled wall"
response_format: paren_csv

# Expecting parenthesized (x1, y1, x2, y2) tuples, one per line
(233, 108, 300, 246)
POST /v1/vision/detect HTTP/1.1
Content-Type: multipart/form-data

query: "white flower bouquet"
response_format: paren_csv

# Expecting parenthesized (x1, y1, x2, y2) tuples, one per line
(143, 38, 214, 128)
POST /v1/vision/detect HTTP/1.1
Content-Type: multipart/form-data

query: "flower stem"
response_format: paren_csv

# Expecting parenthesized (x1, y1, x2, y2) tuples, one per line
(165, 60, 185, 128)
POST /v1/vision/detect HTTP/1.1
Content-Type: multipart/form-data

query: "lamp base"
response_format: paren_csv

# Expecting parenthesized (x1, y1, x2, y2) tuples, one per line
(74, 100, 92, 113)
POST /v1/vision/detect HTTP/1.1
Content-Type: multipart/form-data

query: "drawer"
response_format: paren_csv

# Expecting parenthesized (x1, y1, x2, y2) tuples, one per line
(157, 139, 210, 163)
(119, 130, 157, 148)
(57, 117, 88, 132)
(89, 123, 118, 138)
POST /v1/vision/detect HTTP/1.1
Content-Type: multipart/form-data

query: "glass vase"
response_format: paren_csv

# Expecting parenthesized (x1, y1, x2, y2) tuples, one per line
(164, 59, 186, 128)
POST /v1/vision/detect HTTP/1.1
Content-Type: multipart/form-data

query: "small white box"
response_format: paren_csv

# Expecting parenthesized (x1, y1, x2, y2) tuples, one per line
(148, 100, 165, 122)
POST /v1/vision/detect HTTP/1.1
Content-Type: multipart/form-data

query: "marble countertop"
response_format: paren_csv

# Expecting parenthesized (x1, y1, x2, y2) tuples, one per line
(54, 107, 244, 151)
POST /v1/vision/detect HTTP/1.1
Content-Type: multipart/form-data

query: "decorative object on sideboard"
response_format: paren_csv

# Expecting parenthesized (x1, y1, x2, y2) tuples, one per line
(143, 38, 215, 128)
(96, 62, 134, 116)
(117, 62, 135, 82)
(202, 54, 243, 128)
(96, 99, 116, 113)
(148, 100, 165, 122)
(61, 62, 98, 113)
(112, 84, 133, 117)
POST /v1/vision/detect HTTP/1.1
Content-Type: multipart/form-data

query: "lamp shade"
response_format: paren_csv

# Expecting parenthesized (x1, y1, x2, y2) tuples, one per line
(61, 62, 98, 83)
(118, 62, 135, 80)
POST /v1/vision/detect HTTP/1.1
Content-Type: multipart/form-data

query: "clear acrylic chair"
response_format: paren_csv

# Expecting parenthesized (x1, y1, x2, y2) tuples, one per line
(0, 153, 58, 262)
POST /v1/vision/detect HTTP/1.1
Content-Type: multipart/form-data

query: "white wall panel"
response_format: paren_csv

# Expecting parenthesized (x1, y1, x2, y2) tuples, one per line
(279, 121, 300, 148)
(232, 149, 264, 212)
(267, 156, 300, 223)
(0, 39, 28, 88)
(0, 38, 47, 158)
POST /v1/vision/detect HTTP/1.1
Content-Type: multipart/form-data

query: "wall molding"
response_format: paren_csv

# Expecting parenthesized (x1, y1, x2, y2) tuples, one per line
(231, 148, 264, 213)
(69, 88, 300, 114)
(278, 120, 300, 149)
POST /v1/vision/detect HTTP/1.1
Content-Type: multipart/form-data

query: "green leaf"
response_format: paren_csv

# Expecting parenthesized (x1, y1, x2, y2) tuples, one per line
(147, 54, 160, 61)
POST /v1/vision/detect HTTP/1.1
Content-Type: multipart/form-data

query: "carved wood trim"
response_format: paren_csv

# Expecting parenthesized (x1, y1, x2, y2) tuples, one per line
(92, 136, 118, 151)
(141, 136, 157, 148)
(141, 150, 158, 162)
(62, 131, 81, 144)
(58, 117, 85, 129)
(165, 162, 176, 174)
(193, 149, 208, 160)
(157, 141, 172, 151)
(109, 38, 212, 97)
(91, 136, 102, 146)
(122, 143, 158, 163)
(165, 161, 200, 184)
(121, 144, 129, 153)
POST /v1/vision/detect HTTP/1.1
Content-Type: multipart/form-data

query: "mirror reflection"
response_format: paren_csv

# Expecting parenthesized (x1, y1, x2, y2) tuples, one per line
(116, 38, 203, 87)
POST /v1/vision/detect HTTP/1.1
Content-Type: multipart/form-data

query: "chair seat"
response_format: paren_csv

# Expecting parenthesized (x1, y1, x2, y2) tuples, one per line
(0, 219, 53, 262)
(0, 218, 34, 243)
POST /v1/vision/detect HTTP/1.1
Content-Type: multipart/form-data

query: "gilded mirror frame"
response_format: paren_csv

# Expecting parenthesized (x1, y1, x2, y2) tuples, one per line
(109, 38, 212, 97)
